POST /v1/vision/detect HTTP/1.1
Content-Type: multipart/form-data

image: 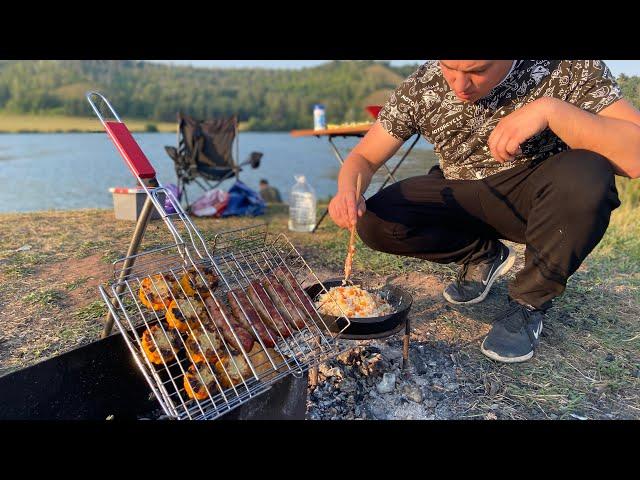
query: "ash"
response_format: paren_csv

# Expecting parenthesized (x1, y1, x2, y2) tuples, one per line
(306, 339, 463, 420)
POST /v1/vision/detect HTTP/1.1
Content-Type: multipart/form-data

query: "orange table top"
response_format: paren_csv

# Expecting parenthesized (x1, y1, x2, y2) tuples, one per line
(290, 123, 374, 138)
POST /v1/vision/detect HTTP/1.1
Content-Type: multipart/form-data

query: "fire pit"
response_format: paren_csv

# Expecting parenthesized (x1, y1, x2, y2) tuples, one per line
(0, 332, 308, 420)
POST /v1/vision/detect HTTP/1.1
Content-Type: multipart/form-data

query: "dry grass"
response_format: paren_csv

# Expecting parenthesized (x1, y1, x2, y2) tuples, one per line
(0, 193, 638, 418)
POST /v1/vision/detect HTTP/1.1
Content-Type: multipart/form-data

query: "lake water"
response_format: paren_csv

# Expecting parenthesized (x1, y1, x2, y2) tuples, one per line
(0, 132, 437, 213)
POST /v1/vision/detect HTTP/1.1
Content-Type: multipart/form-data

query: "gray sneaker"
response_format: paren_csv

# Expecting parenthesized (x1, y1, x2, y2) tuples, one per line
(443, 242, 515, 305)
(481, 301, 544, 363)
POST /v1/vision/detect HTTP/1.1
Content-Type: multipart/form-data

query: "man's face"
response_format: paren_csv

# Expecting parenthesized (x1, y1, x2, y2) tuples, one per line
(439, 60, 513, 103)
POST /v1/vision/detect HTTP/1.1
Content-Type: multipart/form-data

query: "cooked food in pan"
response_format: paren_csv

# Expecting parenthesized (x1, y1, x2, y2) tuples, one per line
(141, 324, 181, 365)
(179, 266, 219, 297)
(315, 285, 393, 318)
(184, 362, 220, 400)
(139, 274, 179, 311)
(185, 321, 224, 364)
(165, 297, 207, 332)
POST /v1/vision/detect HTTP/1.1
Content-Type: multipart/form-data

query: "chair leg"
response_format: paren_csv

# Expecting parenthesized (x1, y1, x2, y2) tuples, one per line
(180, 179, 190, 211)
(193, 178, 210, 192)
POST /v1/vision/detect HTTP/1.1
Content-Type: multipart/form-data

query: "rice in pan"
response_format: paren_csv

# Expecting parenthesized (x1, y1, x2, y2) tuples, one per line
(315, 285, 393, 318)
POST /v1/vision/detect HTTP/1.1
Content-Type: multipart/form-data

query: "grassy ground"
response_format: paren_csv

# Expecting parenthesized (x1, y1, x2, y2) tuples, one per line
(0, 177, 638, 419)
(0, 113, 250, 133)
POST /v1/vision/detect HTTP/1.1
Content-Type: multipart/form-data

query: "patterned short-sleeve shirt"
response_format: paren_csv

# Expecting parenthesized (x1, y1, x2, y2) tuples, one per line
(378, 60, 622, 180)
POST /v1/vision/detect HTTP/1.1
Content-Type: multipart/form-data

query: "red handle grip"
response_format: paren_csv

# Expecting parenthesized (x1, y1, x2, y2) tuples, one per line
(104, 121, 156, 180)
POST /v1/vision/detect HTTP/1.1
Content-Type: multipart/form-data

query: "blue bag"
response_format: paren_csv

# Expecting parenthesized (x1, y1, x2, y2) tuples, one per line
(221, 180, 266, 217)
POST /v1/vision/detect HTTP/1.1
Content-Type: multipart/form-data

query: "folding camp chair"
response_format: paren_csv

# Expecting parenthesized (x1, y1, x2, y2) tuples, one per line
(164, 112, 262, 208)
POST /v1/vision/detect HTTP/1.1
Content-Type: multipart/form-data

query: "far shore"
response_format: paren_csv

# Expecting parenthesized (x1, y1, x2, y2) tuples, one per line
(0, 113, 251, 133)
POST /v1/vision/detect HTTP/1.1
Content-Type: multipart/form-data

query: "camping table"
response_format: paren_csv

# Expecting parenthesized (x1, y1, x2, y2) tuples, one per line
(290, 123, 421, 232)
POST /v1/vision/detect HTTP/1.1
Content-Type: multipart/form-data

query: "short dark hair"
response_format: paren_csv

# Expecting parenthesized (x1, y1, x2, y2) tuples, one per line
(259, 179, 268, 185)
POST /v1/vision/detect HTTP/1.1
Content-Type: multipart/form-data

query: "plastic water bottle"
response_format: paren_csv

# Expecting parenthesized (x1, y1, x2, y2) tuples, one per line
(288, 175, 317, 232)
(313, 104, 326, 131)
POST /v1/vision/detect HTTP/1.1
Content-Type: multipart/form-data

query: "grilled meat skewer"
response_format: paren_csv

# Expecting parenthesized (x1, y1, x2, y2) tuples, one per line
(263, 276, 306, 330)
(227, 290, 276, 348)
(276, 266, 317, 319)
(204, 295, 254, 353)
(246, 280, 291, 338)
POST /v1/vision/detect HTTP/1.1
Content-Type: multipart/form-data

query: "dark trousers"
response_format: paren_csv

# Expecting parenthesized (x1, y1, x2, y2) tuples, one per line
(357, 150, 621, 310)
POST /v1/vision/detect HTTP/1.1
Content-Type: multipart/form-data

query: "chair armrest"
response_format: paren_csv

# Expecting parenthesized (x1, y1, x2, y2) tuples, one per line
(164, 146, 179, 161)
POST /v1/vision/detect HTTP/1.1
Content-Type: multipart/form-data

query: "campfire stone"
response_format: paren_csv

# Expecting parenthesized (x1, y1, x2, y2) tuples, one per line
(423, 398, 438, 409)
(376, 372, 396, 394)
(445, 382, 459, 392)
(367, 403, 388, 420)
(402, 384, 424, 404)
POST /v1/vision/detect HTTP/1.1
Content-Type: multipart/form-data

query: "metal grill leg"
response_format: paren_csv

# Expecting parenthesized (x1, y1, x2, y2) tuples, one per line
(402, 317, 411, 370)
(309, 366, 319, 389)
(101, 195, 157, 338)
(181, 179, 190, 211)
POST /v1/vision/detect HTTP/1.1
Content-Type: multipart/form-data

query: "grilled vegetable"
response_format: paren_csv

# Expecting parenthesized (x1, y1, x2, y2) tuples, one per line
(141, 324, 181, 365)
(214, 353, 253, 389)
(139, 274, 178, 311)
(247, 343, 287, 382)
(185, 321, 224, 364)
(179, 266, 219, 297)
(184, 362, 219, 400)
(165, 297, 206, 333)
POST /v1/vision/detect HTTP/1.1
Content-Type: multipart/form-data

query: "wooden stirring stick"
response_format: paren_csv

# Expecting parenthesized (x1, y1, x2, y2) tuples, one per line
(343, 173, 362, 284)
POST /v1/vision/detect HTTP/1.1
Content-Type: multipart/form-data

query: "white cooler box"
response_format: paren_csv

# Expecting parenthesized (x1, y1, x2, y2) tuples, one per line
(109, 187, 166, 222)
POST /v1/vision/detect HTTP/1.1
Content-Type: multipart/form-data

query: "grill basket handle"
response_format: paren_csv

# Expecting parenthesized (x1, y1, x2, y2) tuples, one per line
(86, 91, 157, 181)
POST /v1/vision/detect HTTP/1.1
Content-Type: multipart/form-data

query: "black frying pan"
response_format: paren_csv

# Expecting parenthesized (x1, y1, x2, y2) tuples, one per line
(305, 279, 413, 336)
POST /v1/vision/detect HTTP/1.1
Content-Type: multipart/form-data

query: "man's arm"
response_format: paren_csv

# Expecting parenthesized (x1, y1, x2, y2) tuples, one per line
(488, 97, 640, 178)
(329, 122, 405, 228)
(545, 98, 640, 178)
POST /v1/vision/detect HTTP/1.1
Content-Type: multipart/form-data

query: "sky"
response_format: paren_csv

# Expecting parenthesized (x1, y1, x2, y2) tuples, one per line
(149, 60, 640, 76)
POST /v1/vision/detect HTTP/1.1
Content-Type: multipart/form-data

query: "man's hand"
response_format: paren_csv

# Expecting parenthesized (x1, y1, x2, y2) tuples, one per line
(328, 190, 367, 229)
(488, 97, 555, 163)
